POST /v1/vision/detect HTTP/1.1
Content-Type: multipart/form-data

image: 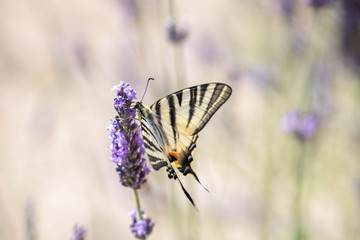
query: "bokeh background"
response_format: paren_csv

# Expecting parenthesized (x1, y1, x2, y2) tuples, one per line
(1, 0, 360, 239)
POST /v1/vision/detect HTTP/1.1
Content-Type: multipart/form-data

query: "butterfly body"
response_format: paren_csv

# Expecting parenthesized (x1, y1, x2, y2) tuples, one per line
(135, 82, 232, 207)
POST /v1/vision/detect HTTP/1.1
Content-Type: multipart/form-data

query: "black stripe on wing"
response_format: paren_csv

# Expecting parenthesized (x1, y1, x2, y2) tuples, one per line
(186, 86, 197, 128)
(167, 94, 177, 144)
(141, 119, 159, 143)
(154, 101, 162, 128)
(143, 137, 163, 153)
(176, 91, 183, 107)
(141, 125, 168, 170)
(199, 84, 208, 106)
(147, 154, 168, 170)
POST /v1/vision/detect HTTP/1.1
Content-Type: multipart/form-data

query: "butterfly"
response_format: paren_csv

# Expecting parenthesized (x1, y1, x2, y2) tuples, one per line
(135, 82, 232, 208)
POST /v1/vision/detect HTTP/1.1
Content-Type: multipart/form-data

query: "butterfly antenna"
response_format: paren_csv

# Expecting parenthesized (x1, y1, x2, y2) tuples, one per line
(140, 78, 154, 102)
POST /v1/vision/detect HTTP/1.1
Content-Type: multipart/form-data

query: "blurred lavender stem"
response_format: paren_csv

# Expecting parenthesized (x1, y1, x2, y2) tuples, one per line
(133, 189, 143, 220)
(259, 98, 277, 240)
(293, 145, 308, 240)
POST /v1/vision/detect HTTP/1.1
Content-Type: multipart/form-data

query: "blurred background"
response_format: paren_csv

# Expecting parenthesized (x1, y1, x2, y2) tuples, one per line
(1, 0, 360, 239)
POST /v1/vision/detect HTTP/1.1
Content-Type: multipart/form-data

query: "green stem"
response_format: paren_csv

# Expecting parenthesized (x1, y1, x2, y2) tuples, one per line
(293, 142, 308, 240)
(168, 0, 176, 18)
(260, 158, 273, 240)
(133, 189, 143, 220)
(260, 96, 276, 240)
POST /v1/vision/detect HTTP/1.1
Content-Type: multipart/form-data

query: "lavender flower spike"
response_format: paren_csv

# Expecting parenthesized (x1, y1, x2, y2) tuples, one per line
(107, 81, 151, 189)
(107, 82, 154, 239)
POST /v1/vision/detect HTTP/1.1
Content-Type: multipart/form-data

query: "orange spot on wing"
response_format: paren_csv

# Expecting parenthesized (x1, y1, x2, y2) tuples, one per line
(168, 151, 179, 160)
(168, 152, 181, 169)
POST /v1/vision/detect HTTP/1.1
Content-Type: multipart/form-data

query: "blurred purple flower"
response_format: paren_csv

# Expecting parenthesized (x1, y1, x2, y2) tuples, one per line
(117, 0, 138, 21)
(342, 0, 360, 74)
(302, 0, 335, 8)
(195, 36, 225, 66)
(279, 0, 296, 22)
(129, 208, 154, 240)
(281, 111, 318, 141)
(309, 62, 334, 118)
(71, 38, 88, 72)
(71, 225, 86, 240)
(107, 82, 151, 189)
(167, 21, 189, 44)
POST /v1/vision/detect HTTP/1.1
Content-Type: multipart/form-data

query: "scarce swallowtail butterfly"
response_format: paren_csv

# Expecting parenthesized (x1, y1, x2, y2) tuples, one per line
(135, 82, 232, 208)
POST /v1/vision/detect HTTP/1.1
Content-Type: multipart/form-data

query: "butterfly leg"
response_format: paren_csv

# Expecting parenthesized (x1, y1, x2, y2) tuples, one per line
(166, 165, 177, 180)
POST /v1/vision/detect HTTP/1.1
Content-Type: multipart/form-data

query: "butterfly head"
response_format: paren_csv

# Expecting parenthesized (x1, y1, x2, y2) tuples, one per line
(134, 101, 147, 112)
(134, 101, 141, 109)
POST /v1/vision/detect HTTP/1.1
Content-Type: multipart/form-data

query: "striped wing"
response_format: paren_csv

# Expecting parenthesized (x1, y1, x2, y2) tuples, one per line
(150, 83, 232, 137)
(138, 83, 232, 173)
(136, 82, 231, 207)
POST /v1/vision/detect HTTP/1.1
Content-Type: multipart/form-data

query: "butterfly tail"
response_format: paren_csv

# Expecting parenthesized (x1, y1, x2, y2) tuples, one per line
(176, 177, 198, 211)
(188, 169, 212, 194)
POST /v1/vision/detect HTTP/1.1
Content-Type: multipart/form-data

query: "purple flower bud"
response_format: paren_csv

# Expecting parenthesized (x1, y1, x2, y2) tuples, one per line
(279, 0, 296, 22)
(117, 0, 138, 20)
(281, 111, 318, 141)
(107, 82, 152, 189)
(129, 208, 154, 240)
(167, 21, 189, 44)
(297, 114, 318, 139)
(71, 224, 86, 240)
(281, 111, 299, 133)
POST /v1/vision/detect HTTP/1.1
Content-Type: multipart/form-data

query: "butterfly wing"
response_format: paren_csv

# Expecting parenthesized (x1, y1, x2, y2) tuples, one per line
(148, 83, 232, 178)
(150, 83, 232, 137)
